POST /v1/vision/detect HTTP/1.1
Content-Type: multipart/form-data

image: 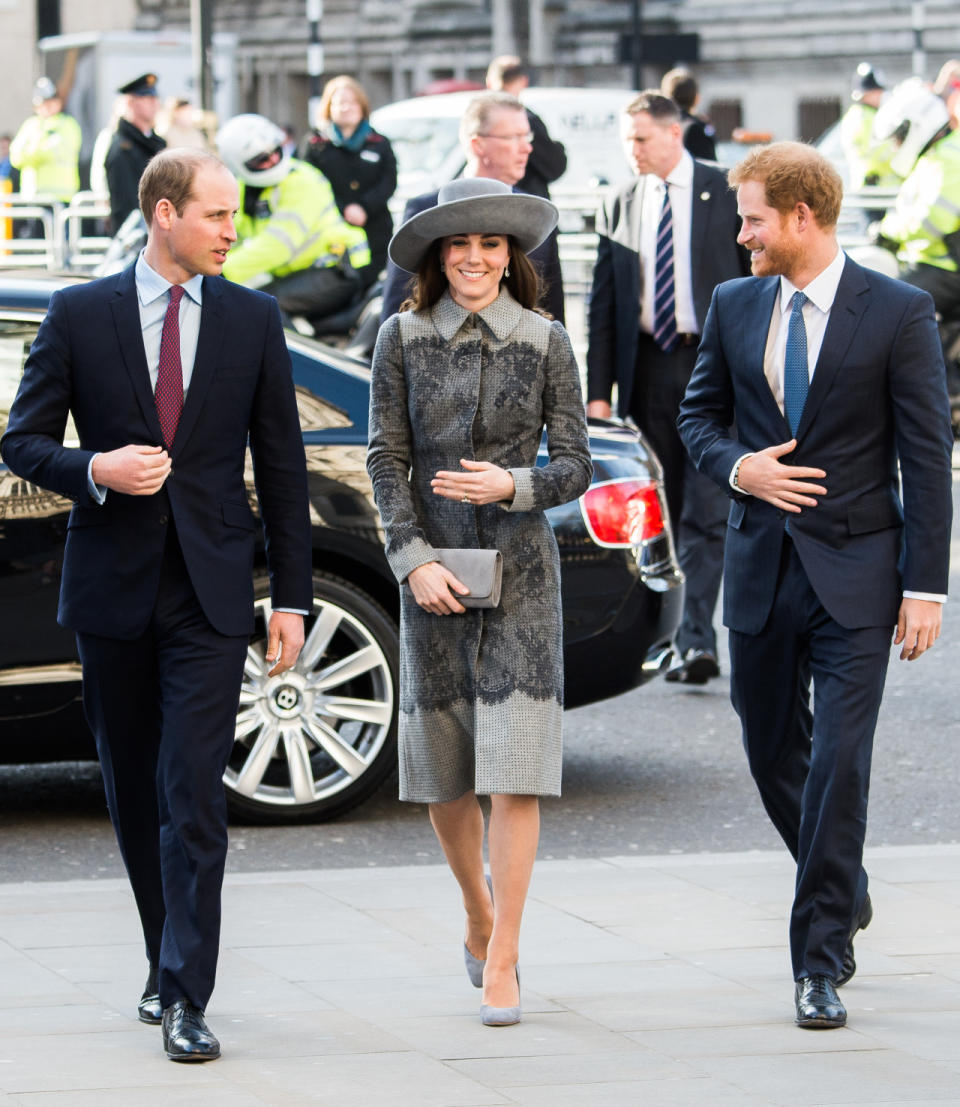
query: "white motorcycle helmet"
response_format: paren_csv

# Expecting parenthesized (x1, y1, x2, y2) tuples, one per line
(216, 113, 291, 187)
(872, 78, 950, 179)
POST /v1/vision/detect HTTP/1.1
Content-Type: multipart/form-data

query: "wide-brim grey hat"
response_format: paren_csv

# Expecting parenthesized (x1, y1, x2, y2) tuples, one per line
(388, 178, 558, 273)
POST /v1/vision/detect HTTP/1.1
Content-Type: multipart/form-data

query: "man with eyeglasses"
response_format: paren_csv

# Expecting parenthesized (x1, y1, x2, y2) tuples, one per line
(485, 55, 567, 200)
(380, 92, 565, 322)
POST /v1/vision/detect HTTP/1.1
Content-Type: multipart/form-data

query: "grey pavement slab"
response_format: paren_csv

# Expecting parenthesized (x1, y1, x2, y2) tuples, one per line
(0, 845, 957, 1106)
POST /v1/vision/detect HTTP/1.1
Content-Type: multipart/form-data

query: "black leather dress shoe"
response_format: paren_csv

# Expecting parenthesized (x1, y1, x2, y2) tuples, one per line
(837, 894, 873, 986)
(137, 967, 162, 1025)
(665, 648, 720, 685)
(795, 974, 847, 1028)
(161, 1000, 220, 1061)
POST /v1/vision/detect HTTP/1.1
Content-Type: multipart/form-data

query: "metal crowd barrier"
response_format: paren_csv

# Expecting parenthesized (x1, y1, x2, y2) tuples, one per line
(0, 191, 111, 271)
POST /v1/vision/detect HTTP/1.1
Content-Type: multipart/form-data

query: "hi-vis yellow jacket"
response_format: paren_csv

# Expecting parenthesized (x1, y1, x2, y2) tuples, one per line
(223, 159, 370, 286)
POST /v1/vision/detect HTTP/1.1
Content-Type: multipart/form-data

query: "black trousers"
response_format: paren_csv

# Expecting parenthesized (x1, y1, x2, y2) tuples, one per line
(263, 264, 361, 320)
(77, 528, 248, 1010)
(631, 332, 727, 654)
(729, 537, 890, 980)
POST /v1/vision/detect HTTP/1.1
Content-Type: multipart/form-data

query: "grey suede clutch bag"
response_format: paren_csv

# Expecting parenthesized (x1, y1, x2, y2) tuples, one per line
(435, 548, 503, 608)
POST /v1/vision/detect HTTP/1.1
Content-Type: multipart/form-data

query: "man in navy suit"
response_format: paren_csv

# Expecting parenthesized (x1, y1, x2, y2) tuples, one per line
(1, 148, 312, 1060)
(678, 142, 953, 1029)
(587, 91, 749, 684)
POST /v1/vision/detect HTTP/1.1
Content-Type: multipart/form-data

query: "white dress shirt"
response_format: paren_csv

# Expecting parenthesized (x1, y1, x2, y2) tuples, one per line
(639, 151, 698, 336)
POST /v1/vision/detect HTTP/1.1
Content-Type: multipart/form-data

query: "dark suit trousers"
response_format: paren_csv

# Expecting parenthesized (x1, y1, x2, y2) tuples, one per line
(631, 333, 727, 653)
(728, 537, 890, 981)
(76, 526, 248, 1010)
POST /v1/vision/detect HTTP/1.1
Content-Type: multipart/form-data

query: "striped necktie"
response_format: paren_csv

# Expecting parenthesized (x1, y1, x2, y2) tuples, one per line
(652, 182, 678, 353)
(783, 290, 809, 435)
(155, 284, 185, 448)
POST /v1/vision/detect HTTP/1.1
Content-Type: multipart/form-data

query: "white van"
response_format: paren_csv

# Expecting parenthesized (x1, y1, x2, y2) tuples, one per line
(371, 87, 636, 208)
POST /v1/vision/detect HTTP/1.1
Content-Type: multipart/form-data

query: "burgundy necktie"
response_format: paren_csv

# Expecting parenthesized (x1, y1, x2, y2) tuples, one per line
(155, 284, 185, 448)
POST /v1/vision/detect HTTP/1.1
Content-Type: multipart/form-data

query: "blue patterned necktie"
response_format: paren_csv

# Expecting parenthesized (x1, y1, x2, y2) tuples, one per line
(652, 183, 678, 353)
(783, 290, 808, 435)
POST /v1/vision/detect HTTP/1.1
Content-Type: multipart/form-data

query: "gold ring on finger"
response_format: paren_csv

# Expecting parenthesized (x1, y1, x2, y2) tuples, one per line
(462, 493, 471, 503)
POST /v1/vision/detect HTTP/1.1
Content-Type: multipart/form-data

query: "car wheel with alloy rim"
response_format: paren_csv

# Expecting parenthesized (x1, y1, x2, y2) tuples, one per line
(224, 571, 398, 823)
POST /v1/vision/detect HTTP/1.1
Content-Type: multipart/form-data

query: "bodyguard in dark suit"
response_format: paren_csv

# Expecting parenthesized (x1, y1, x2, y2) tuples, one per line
(381, 92, 565, 324)
(678, 142, 953, 1029)
(587, 91, 748, 682)
(1, 149, 312, 1060)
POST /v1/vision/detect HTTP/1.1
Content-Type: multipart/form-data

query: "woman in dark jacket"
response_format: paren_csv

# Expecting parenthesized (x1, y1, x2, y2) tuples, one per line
(300, 76, 397, 286)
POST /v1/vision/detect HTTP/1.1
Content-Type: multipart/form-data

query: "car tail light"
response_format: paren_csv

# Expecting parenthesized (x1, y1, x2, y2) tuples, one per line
(579, 478, 666, 547)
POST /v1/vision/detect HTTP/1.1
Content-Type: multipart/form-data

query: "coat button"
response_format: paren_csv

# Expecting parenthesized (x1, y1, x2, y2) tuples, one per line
(159, 514, 168, 525)
(350, 180, 359, 190)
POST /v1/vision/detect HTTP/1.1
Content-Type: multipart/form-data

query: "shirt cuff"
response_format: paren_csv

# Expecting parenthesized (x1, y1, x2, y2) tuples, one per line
(86, 455, 107, 504)
(902, 591, 947, 603)
(274, 608, 310, 615)
(729, 452, 754, 493)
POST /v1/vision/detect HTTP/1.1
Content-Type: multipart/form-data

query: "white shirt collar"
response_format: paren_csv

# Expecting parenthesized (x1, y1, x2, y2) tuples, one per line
(664, 150, 694, 190)
(135, 251, 204, 307)
(779, 247, 845, 315)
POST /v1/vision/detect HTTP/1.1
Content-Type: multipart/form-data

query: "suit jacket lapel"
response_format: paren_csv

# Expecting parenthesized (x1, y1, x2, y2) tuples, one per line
(625, 177, 646, 305)
(172, 275, 226, 451)
(689, 162, 710, 286)
(796, 257, 868, 439)
(109, 264, 165, 443)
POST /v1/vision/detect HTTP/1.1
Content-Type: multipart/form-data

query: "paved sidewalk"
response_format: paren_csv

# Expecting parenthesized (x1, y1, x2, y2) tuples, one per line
(1, 845, 959, 1106)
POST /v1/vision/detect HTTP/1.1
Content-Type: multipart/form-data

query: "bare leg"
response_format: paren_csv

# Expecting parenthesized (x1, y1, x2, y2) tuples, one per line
(484, 794, 540, 1007)
(429, 792, 494, 962)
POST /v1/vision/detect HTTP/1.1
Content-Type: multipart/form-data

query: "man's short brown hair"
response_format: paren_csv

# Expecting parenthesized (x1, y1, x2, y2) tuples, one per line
(729, 141, 843, 229)
(138, 147, 227, 227)
(623, 90, 681, 126)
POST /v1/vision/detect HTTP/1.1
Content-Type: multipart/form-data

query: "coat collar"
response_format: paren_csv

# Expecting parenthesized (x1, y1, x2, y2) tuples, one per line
(430, 288, 524, 342)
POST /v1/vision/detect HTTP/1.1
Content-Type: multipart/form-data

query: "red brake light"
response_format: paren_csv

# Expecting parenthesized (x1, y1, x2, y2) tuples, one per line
(580, 479, 665, 547)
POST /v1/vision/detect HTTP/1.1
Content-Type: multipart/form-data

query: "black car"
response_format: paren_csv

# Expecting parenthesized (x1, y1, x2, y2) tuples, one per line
(0, 272, 683, 823)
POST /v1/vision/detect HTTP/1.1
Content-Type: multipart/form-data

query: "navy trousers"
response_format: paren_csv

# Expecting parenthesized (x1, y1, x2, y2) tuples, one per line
(77, 527, 248, 1010)
(729, 536, 890, 980)
(631, 333, 727, 654)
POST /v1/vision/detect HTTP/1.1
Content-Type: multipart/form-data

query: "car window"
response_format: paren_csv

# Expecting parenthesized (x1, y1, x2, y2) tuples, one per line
(0, 319, 79, 446)
(376, 116, 462, 180)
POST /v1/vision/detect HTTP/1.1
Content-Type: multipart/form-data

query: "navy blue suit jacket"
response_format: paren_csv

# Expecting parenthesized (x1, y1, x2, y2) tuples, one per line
(1, 265, 312, 640)
(678, 257, 954, 634)
(587, 159, 749, 415)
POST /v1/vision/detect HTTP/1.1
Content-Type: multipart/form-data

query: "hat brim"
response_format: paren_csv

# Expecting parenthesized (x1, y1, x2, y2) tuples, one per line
(388, 192, 558, 273)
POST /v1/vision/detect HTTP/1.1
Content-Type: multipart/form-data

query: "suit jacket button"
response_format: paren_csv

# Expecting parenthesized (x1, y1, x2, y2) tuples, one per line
(159, 514, 168, 525)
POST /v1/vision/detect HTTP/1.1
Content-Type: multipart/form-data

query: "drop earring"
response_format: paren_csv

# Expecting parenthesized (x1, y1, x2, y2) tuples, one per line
(504, 264, 511, 278)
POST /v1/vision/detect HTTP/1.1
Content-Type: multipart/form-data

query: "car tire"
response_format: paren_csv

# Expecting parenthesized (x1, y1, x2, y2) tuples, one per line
(224, 570, 399, 824)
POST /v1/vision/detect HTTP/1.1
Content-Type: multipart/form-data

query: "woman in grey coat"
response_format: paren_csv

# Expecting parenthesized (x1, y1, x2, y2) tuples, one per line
(366, 178, 592, 1026)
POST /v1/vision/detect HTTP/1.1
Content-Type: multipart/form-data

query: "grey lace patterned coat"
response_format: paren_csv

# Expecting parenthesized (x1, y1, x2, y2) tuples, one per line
(367, 289, 592, 803)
